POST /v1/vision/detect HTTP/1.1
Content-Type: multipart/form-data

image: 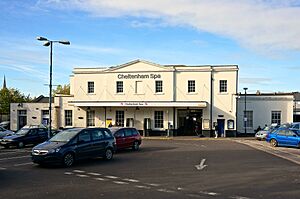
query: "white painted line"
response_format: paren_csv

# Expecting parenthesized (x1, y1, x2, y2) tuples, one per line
(105, 175, 119, 179)
(157, 188, 175, 193)
(177, 187, 184, 191)
(113, 181, 129, 185)
(230, 196, 251, 199)
(14, 162, 34, 166)
(135, 185, 151, 189)
(145, 183, 160, 187)
(76, 174, 89, 178)
(0, 155, 30, 161)
(123, 178, 140, 183)
(64, 172, 73, 175)
(199, 191, 219, 196)
(0, 167, 7, 170)
(195, 159, 207, 170)
(73, 170, 85, 173)
(94, 177, 106, 181)
(88, 172, 101, 176)
(187, 194, 202, 198)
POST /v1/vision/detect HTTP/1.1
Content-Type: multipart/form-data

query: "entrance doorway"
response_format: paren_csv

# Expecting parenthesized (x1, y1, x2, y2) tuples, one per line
(177, 109, 202, 136)
(17, 110, 27, 130)
(217, 119, 225, 137)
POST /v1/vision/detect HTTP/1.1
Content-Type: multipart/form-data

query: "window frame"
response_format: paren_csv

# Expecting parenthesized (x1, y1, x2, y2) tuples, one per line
(64, 110, 73, 126)
(244, 110, 253, 128)
(116, 110, 125, 127)
(154, 111, 164, 128)
(155, 80, 163, 93)
(86, 110, 95, 127)
(219, 80, 227, 93)
(271, 111, 281, 125)
(87, 81, 95, 94)
(188, 80, 196, 93)
(116, 81, 123, 93)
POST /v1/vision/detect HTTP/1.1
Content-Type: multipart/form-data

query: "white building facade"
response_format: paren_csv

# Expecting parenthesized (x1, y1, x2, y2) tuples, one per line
(237, 93, 294, 134)
(11, 60, 239, 137)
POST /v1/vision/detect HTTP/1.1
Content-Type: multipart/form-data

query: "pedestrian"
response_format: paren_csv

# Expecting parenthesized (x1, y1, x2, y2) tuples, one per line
(256, 125, 261, 133)
(108, 122, 113, 127)
(214, 123, 219, 138)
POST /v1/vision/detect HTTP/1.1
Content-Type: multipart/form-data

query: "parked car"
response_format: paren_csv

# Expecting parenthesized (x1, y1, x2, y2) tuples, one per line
(0, 121, 10, 130)
(0, 127, 48, 148)
(255, 124, 278, 140)
(266, 127, 300, 148)
(109, 127, 142, 151)
(0, 126, 14, 139)
(31, 128, 116, 167)
(290, 122, 300, 130)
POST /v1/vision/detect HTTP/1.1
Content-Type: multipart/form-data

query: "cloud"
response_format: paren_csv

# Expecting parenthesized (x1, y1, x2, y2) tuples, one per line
(36, 0, 300, 53)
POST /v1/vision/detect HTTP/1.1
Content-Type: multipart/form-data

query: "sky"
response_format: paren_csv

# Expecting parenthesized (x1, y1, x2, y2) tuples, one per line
(1, 0, 300, 97)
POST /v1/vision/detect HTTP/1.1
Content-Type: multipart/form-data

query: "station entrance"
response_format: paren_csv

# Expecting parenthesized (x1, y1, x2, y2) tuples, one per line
(177, 109, 203, 136)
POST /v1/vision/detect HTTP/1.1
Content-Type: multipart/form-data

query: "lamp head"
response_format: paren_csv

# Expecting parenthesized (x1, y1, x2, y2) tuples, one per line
(43, 41, 51, 46)
(59, 40, 70, 45)
(36, 36, 48, 41)
(243, 87, 248, 91)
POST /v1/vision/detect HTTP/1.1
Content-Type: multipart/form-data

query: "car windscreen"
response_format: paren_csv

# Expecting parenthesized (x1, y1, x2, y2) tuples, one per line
(16, 129, 30, 135)
(49, 129, 81, 142)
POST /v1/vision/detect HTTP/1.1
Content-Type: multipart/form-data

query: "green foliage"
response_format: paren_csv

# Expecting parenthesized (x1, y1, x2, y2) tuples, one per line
(0, 88, 31, 114)
(53, 84, 70, 95)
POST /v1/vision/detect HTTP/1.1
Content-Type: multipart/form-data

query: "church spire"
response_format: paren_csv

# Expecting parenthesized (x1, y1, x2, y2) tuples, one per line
(3, 75, 7, 89)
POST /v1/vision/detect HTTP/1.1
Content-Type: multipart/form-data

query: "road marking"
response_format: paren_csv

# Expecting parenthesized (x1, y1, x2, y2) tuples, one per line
(145, 183, 160, 187)
(135, 185, 151, 189)
(123, 178, 139, 183)
(195, 159, 207, 170)
(199, 191, 219, 196)
(105, 175, 119, 179)
(0, 167, 6, 170)
(177, 187, 184, 191)
(113, 181, 129, 185)
(0, 155, 30, 161)
(64, 172, 73, 175)
(76, 174, 89, 178)
(73, 170, 85, 173)
(230, 196, 251, 199)
(187, 194, 202, 198)
(14, 162, 34, 166)
(88, 172, 101, 176)
(157, 188, 175, 193)
(94, 177, 106, 181)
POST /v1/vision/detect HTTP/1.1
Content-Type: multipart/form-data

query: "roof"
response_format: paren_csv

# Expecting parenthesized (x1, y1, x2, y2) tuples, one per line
(31, 95, 53, 103)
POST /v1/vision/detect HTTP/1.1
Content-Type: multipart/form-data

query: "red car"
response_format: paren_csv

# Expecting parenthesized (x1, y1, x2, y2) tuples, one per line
(109, 127, 142, 150)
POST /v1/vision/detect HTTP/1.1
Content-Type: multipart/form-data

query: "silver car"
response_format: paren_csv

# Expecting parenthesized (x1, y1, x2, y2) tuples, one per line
(255, 124, 278, 140)
(0, 126, 14, 139)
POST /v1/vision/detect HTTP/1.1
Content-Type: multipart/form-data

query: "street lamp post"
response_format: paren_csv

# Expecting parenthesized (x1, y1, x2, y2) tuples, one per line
(37, 37, 70, 138)
(243, 87, 248, 135)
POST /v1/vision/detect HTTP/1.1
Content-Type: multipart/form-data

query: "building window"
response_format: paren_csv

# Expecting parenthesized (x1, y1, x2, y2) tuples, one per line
(135, 81, 143, 94)
(41, 110, 49, 126)
(244, 111, 253, 128)
(155, 80, 163, 93)
(188, 80, 195, 93)
(271, 111, 281, 125)
(88, 81, 94, 94)
(219, 80, 227, 93)
(87, 110, 95, 126)
(18, 110, 27, 129)
(116, 110, 124, 127)
(116, 81, 123, 93)
(154, 111, 164, 128)
(65, 110, 72, 126)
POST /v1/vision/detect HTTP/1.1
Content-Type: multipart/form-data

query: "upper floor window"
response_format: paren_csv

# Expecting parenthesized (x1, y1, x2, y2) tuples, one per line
(88, 81, 94, 94)
(135, 81, 144, 94)
(219, 80, 227, 93)
(271, 111, 281, 125)
(116, 81, 123, 93)
(155, 80, 163, 93)
(188, 80, 195, 93)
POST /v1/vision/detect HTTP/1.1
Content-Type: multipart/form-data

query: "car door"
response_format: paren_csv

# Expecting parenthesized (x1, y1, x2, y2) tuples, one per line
(26, 129, 40, 145)
(285, 130, 299, 147)
(38, 128, 48, 142)
(124, 128, 134, 148)
(275, 129, 287, 145)
(90, 129, 106, 157)
(115, 129, 126, 149)
(75, 130, 93, 159)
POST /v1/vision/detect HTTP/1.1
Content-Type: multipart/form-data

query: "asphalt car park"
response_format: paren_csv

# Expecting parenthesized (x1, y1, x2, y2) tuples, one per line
(0, 139, 300, 199)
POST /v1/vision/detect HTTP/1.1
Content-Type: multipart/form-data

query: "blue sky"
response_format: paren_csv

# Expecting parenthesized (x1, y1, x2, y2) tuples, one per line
(1, 0, 300, 97)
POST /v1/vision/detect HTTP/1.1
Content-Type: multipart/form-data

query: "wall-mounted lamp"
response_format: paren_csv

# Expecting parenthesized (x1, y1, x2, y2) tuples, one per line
(18, 103, 23, 108)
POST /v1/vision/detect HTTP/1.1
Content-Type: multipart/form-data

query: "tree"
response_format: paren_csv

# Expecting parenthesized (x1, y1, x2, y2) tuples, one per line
(0, 88, 31, 114)
(53, 84, 70, 95)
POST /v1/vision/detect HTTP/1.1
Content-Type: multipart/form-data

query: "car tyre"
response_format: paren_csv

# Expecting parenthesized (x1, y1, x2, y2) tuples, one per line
(3, 145, 9, 149)
(132, 141, 139, 151)
(270, 139, 278, 147)
(63, 153, 75, 167)
(18, 142, 24, 148)
(104, 148, 113, 160)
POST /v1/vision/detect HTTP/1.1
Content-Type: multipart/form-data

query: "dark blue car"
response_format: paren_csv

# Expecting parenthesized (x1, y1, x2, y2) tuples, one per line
(266, 127, 300, 148)
(31, 128, 116, 167)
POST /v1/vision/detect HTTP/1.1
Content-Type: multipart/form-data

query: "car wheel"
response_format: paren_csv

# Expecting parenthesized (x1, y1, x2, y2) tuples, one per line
(132, 141, 139, 151)
(63, 153, 75, 167)
(270, 139, 278, 147)
(18, 142, 24, 148)
(3, 145, 9, 149)
(104, 148, 113, 160)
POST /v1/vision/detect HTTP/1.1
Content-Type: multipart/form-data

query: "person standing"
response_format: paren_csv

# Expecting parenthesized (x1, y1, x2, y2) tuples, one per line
(214, 123, 219, 138)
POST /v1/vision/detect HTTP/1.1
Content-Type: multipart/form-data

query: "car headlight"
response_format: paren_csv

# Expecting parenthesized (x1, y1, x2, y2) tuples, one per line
(48, 148, 61, 154)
